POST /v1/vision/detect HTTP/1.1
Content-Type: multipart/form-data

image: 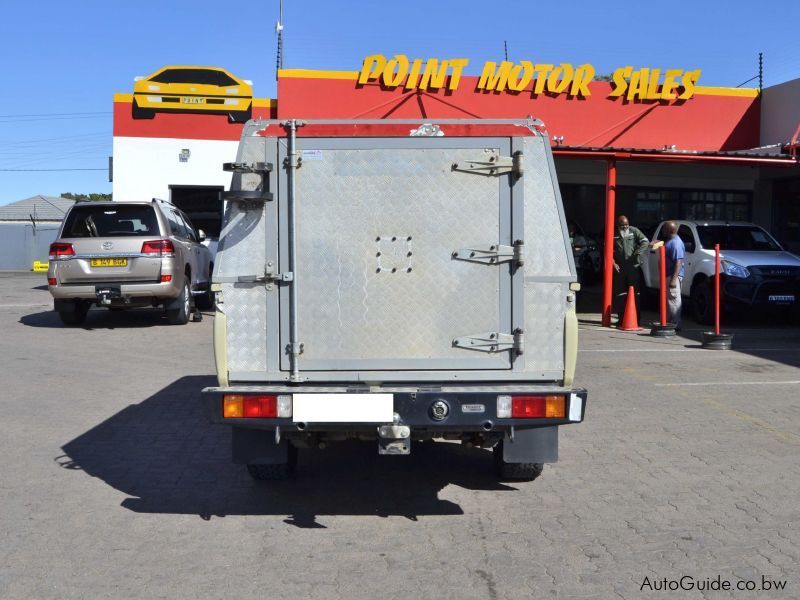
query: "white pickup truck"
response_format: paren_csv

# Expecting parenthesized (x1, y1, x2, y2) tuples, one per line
(203, 118, 588, 481)
(641, 220, 800, 324)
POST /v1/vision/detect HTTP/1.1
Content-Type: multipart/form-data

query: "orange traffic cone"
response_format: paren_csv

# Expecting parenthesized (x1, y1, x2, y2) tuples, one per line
(619, 285, 641, 331)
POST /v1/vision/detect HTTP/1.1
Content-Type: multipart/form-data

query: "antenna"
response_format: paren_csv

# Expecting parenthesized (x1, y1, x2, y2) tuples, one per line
(758, 52, 763, 92)
(275, 0, 284, 80)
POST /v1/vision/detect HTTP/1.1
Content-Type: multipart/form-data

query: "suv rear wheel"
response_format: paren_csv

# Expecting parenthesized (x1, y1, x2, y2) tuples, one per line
(58, 300, 90, 326)
(166, 278, 191, 325)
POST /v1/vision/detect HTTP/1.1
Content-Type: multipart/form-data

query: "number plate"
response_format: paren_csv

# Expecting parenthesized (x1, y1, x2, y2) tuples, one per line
(181, 97, 205, 104)
(292, 394, 393, 423)
(90, 258, 127, 267)
(768, 294, 795, 303)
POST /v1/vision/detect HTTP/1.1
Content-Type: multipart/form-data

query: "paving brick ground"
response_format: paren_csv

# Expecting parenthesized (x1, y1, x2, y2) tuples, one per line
(0, 272, 798, 599)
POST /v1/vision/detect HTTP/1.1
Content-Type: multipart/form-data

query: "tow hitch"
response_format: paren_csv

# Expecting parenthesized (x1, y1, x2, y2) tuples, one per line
(95, 285, 122, 306)
(378, 424, 411, 455)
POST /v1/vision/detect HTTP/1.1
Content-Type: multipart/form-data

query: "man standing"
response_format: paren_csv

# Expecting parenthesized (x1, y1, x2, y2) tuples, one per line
(613, 215, 649, 323)
(663, 221, 686, 330)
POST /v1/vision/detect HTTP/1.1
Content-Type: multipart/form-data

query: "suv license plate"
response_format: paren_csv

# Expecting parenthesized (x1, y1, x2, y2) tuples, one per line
(768, 294, 795, 303)
(90, 258, 127, 267)
(181, 97, 205, 104)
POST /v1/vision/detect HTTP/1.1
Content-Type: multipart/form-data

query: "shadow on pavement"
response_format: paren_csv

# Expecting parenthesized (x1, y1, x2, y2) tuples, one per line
(58, 376, 515, 525)
(20, 308, 212, 330)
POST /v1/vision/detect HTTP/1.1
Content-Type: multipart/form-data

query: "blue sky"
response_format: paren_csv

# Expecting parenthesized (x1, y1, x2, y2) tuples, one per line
(1, 0, 798, 205)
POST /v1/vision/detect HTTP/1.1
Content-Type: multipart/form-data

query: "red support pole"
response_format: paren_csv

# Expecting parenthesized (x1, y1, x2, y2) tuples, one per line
(601, 158, 616, 327)
(659, 245, 667, 326)
(715, 244, 721, 335)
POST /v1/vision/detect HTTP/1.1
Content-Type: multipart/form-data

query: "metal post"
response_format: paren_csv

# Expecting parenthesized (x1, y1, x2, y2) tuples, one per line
(601, 158, 616, 327)
(285, 119, 302, 381)
(659, 245, 667, 326)
(715, 244, 721, 335)
(649, 242, 676, 337)
(702, 243, 733, 349)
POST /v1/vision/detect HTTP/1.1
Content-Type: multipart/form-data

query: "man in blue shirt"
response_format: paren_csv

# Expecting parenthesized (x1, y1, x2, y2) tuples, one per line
(663, 221, 685, 329)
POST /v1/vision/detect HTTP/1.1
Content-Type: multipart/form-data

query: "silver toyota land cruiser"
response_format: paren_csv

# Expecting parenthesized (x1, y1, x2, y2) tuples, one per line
(47, 199, 213, 325)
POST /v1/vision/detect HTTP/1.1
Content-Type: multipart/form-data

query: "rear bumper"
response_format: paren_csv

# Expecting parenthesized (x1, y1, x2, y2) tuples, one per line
(48, 279, 182, 301)
(203, 386, 588, 432)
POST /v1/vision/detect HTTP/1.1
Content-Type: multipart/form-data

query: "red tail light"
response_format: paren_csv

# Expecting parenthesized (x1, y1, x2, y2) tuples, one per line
(49, 243, 75, 259)
(141, 240, 176, 256)
(243, 395, 278, 418)
(511, 395, 566, 418)
(160, 275, 172, 283)
(47, 278, 57, 286)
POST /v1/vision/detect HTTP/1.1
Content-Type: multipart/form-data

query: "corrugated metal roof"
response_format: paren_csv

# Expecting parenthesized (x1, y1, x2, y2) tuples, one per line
(0, 195, 75, 222)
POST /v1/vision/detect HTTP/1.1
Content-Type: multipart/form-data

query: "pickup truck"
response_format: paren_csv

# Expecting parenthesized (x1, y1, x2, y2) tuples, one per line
(203, 118, 588, 481)
(642, 220, 800, 323)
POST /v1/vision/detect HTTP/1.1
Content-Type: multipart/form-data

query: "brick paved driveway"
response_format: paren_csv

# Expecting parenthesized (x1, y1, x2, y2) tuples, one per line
(1, 272, 797, 599)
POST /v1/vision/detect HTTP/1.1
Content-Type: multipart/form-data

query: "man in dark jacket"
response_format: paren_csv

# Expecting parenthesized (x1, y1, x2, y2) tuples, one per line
(613, 215, 649, 324)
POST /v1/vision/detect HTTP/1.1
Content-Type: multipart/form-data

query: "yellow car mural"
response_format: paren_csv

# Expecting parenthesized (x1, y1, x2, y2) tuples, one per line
(132, 66, 253, 122)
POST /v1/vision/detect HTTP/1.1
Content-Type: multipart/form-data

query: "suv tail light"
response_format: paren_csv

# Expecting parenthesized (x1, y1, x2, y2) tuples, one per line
(49, 243, 75, 259)
(497, 395, 566, 418)
(141, 239, 176, 257)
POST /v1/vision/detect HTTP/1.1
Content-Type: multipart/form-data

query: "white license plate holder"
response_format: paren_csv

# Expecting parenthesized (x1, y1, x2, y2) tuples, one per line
(292, 393, 394, 423)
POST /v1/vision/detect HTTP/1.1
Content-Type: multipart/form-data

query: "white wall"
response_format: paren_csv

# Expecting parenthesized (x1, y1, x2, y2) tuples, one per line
(112, 137, 239, 201)
(761, 79, 800, 146)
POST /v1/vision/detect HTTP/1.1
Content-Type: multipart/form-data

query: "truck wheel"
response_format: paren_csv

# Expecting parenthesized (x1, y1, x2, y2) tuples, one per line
(58, 300, 89, 326)
(166, 279, 191, 325)
(691, 280, 713, 325)
(493, 441, 544, 481)
(246, 444, 297, 481)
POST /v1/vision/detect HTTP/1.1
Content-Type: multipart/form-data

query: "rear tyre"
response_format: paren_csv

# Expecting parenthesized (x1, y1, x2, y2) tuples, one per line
(229, 109, 252, 123)
(166, 278, 191, 325)
(493, 440, 544, 481)
(195, 264, 215, 310)
(246, 444, 298, 481)
(132, 98, 155, 119)
(58, 300, 89, 326)
(691, 280, 713, 325)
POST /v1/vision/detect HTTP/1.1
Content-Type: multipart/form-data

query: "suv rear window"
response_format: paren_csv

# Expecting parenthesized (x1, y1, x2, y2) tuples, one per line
(62, 205, 160, 238)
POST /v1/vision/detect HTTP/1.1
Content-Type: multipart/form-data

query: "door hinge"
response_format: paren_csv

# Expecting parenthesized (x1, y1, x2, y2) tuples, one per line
(452, 240, 524, 267)
(237, 266, 294, 287)
(452, 328, 524, 355)
(451, 149, 523, 178)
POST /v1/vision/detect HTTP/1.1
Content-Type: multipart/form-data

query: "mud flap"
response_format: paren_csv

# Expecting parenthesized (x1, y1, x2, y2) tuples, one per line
(503, 426, 558, 463)
(232, 427, 291, 465)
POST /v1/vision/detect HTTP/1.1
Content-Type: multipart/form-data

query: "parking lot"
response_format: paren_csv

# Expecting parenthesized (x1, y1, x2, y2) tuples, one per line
(1, 271, 798, 599)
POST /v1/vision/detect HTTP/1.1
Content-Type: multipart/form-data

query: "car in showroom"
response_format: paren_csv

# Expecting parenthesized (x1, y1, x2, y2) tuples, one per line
(642, 220, 800, 323)
(47, 199, 214, 325)
(132, 65, 253, 122)
(568, 220, 602, 284)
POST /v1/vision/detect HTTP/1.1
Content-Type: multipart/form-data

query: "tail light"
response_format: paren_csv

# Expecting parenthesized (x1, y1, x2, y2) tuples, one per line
(141, 240, 175, 257)
(160, 275, 172, 283)
(49, 243, 75, 259)
(223, 394, 292, 419)
(47, 278, 57, 286)
(497, 395, 566, 418)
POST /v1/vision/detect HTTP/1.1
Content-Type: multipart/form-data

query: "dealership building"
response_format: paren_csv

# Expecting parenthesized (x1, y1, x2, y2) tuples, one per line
(112, 61, 800, 255)
(109, 61, 799, 327)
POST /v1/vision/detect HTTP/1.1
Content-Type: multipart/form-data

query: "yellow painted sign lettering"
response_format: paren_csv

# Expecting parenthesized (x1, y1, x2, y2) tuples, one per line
(358, 55, 703, 100)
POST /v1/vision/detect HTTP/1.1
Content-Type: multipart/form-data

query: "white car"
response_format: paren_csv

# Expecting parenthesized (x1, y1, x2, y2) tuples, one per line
(641, 221, 800, 324)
